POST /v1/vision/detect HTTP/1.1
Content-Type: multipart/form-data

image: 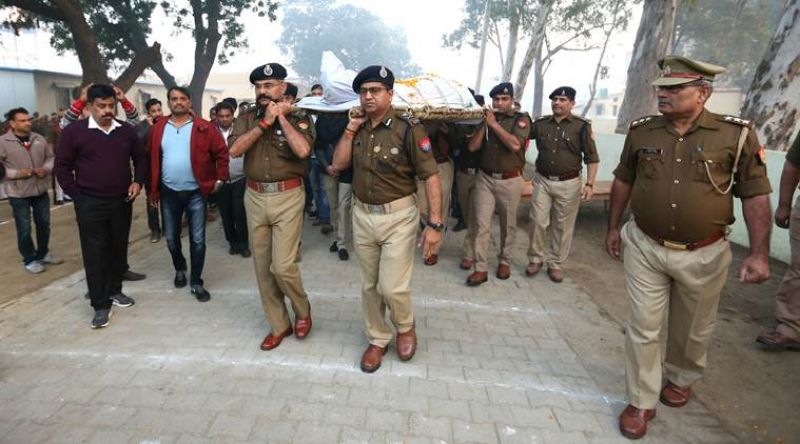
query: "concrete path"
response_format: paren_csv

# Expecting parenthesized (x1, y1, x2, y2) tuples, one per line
(0, 216, 738, 443)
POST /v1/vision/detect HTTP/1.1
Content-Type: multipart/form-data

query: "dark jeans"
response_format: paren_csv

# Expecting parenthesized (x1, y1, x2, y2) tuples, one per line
(160, 186, 207, 286)
(146, 194, 161, 234)
(74, 195, 131, 310)
(310, 158, 330, 221)
(9, 193, 51, 265)
(217, 178, 248, 251)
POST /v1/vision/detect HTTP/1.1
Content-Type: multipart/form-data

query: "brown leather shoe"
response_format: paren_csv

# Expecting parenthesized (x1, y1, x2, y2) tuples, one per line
(360, 344, 388, 373)
(260, 326, 293, 351)
(659, 381, 692, 408)
(396, 328, 417, 361)
(459, 259, 473, 270)
(496, 264, 511, 280)
(525, 262, 542, 277)
(547, 268, 563, 283)
(424, 254, 438, 266)
(618, 404, 656, 440)
(466, 271, 488, 286)
(756, 330, 800, 351)
(295, 309, 312, 340)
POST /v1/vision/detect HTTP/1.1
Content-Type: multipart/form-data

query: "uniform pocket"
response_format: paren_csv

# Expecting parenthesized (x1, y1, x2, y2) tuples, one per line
(692, 150, 732, 186)
(636, 149, 664, 179)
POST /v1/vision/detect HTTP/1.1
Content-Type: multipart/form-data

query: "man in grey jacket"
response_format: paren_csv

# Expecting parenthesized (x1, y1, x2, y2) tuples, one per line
(0, 107, 62, 273)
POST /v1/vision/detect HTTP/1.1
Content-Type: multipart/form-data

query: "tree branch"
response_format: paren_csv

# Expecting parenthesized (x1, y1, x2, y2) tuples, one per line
(2, 0, 65, 21)
(114, 42, 161, 91)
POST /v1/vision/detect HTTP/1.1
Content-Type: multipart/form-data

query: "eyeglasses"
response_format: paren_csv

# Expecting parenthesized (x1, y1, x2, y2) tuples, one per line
(359, 87, 388, 96)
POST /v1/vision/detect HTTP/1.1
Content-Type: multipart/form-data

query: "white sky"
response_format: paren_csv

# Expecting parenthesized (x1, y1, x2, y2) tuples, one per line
(0, 0, 642, 111)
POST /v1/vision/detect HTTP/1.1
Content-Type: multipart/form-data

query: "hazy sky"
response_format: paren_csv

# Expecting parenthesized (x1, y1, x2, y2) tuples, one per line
(0, 0, 642, 110)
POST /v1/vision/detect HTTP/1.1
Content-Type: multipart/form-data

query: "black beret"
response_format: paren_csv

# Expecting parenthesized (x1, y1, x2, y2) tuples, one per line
(285, 82, 298, 98)
(489, 82, 513, 98)
(352, 65, 394, 93)
(249, 63, 287, 84)
(549, 86, 576, 101)
(222, 97, 237, 108)
(474, 95, 485, 106)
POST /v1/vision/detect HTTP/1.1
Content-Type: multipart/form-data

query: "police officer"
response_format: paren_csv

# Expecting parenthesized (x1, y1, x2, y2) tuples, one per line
(606, 56, 772, 439)
(757, 131, 800, 351)
(229, 62, 316, 351)
(417, 122, 453, 266)
(454, 95, 485, 271)
(331, 65, 443, 373)
(526, 86, 599, 283)
(466, 82, 532, 286)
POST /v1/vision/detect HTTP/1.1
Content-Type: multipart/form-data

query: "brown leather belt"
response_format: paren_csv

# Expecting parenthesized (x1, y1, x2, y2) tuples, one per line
(246, 177, 302, 194)
(354, 194, 416, 215)
(637, 222, 725, 251)
(481, 169, 522, 180)
(459, 167, 478, 175)
(540, 170, 580, 181)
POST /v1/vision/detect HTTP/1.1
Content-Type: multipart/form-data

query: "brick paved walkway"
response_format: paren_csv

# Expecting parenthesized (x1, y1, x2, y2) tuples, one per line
(0, 218, 738, 443)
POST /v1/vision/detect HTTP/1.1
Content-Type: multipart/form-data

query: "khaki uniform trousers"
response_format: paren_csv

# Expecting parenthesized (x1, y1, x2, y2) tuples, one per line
(457, 170, 478, 261)
(353, 195, 418, 347)
(621, 220, 732, 409)
(775, 195, 800, 339)
(336, 183, 353, 248)
(245, 186, 310, 333)
(417, 160, 454, 254)
(527, 173, 582, 269)
(472, 171, 523, 272)
(323, 174, 339, 232)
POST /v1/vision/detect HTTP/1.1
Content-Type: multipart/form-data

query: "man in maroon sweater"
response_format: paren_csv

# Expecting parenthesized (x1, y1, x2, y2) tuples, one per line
(54, 84, 148, 329)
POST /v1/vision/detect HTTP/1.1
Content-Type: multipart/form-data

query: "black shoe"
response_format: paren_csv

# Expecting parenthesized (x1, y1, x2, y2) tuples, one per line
(149, 231, 161, 243)
(122, 270, 146, 281)
(240, 248, 251, 258)
(308, 209, 318, 218)
(190, 285, 211, 302)
(452, 220, 467, 232)
(329, 241, 339, 253)
(174, 271, 187, 288)
(228, 245, 238, 255)
(111, 293, 135, 308)
(91, 308, 112, 329)
(338, 248, 349, 261)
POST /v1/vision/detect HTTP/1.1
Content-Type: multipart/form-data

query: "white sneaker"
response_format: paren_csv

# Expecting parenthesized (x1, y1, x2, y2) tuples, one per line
(40, 253, 63, 265)
(25, 262, 45, 274)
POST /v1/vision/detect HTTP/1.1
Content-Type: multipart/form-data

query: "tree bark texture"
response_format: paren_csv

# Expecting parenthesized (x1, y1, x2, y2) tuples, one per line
(614, 0, 677, 134)
(741, 0, 800, 152)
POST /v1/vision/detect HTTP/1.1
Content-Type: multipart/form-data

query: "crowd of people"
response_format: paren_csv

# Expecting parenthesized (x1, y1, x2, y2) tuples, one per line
(0, 54, 798, 440)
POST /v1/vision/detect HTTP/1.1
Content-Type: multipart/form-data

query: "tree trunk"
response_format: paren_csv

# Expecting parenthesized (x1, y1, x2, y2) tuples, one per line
(502, 13, 520, 82)
(186, 0, 222, 117)
(740, 0, 800, 152)
(513, 0, 552, 103)
(614, 0, 678, 134)
(532, 48, 545, 116)
(51, 0, 110, 85)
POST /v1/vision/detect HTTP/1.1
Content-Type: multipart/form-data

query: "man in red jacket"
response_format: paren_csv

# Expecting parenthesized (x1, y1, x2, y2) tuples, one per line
(148, 86, 228, 301)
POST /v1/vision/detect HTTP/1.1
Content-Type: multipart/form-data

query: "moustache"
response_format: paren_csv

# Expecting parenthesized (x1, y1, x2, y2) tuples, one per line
(257, 94, 271, 102)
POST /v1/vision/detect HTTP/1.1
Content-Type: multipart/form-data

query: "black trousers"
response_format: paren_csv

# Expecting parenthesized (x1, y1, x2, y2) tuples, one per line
(74, 195, 132, 310)
(217, 178, 248, 250)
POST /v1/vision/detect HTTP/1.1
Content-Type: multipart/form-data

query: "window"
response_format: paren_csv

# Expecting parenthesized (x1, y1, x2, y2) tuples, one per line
(54, 86, 76, 111)
(139, 90, 151, 109)
(613, 105, 618, 116)
(595, 104, 605, 116)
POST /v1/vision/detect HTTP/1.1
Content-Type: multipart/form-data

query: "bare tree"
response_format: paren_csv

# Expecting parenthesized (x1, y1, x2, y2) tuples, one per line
(741, 0, 800, 152)
(615, 0, 678, 134)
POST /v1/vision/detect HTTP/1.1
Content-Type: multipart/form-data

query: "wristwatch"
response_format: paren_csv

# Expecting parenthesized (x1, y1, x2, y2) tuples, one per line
(427, 221, 445, 232)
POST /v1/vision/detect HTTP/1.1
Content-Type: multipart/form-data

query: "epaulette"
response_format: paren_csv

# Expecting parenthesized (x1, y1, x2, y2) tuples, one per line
(397, 112, 420, 126)
(573, 114, 591, 124)
(629, 115, 657, 130)
(720, 115, 752, 128)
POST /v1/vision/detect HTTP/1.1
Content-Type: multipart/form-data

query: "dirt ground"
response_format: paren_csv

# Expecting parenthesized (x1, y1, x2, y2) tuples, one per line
(0, 196, 797, 443)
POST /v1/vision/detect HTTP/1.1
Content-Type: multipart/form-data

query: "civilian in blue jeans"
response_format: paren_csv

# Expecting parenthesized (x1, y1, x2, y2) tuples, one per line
(147, 87, 228, 302)
(0, 107, 62, 273)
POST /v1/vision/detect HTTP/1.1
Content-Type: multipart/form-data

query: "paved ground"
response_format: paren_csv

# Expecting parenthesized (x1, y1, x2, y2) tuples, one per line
(0, 201, 751, 444)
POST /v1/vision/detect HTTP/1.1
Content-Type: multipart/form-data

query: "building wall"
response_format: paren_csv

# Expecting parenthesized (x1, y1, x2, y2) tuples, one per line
(0, 70, 36, 113)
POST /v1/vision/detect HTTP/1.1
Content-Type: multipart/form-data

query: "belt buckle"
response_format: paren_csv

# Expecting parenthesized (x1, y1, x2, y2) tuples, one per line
(264, 182, 278, 193)
(367, 203, 386, 214)
(662, 240, 688, 251)
(491, 173, 503, 179)
(547, 175, 559, 181)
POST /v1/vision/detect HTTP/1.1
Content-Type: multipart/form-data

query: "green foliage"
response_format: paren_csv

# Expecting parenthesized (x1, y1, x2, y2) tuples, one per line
(442, 0, 540, 50)
(672, 0, 783, 89)
(277, 1, 419, 81)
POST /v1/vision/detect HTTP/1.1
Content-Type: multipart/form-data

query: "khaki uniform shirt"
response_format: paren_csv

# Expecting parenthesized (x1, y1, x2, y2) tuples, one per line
(530, 114, 599, 176)
(229, 106, 315, 182)
(787, 133, 800, 166)
(479, 111, 532, 174)
(352, 109, 438, 205)
(613, 110, 772, 242)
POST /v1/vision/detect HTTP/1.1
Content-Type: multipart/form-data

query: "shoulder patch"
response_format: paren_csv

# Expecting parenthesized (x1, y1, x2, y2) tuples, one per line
(417, 137, 432, 153)
(720, 115, 752, 128)
(629, 116, 656, 129)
